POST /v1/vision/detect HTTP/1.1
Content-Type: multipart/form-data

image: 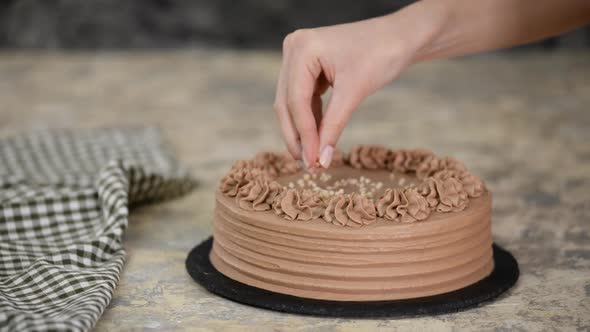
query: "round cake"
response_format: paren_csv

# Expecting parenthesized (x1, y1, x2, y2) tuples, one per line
(211, 145, 493, 301)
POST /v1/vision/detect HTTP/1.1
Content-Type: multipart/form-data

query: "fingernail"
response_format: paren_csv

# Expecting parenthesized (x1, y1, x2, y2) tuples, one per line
(319, 145, 334, 169)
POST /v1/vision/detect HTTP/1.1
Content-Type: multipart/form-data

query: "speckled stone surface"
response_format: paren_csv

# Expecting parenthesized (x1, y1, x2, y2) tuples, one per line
(1, 50, 588, 331)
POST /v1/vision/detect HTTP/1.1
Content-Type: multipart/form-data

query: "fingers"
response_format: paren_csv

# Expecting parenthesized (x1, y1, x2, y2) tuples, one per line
(284, 30, 325, 170)
(287, 59, 320, 169)
(275, 103, 301, 160)
(318, 83, 363, 168)
(274, 49, 301, 160)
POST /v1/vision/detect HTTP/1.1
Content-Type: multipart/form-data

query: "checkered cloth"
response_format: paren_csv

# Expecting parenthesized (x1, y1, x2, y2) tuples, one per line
(0, 128, 196, 331)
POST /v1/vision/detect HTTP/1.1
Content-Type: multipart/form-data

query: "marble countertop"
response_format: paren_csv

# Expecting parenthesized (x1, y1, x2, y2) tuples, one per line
(1, 50, 588, 331)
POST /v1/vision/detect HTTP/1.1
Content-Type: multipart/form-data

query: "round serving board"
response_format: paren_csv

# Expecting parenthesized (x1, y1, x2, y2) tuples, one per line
(186, 237, 519, 318)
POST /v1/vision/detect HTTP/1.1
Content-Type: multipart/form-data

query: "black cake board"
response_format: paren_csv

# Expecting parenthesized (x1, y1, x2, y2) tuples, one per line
(186, 237, 519, 318)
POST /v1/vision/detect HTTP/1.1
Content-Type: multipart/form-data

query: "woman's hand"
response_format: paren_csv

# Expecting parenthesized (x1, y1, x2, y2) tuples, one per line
(274, 0, 590, 171)
(273, 19, 417, 171)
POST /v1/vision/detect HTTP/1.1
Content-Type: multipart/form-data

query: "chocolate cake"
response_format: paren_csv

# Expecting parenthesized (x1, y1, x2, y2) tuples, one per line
(210, 145, 493, 301)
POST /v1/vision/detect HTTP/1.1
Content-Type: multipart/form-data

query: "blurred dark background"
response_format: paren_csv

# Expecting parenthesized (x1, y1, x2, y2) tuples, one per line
(0, 0, 588, 50)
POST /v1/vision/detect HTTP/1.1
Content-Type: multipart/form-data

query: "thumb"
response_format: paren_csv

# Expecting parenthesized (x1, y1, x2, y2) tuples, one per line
(318, 84, 364, 168)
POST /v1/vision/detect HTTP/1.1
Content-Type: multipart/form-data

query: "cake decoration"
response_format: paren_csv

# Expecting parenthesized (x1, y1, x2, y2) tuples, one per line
(218, 145, 486, 225)
(376, 188, 431, 223)
(323, 193, 377, 227)
(272, 189, 324, 221)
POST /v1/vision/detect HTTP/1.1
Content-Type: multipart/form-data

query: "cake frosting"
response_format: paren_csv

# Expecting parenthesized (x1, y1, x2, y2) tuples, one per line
(210, 145, 494, 301)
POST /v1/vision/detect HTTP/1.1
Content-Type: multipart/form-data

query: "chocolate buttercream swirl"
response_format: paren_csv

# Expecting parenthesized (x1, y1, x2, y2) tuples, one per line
(415, 155, 462, 179)
(456, 171, 486, 198)
(220, 168, 266, 197)
(432, 173, 469, 212)
(398, 189, 431, 222)
(386, 149, 434, 173)
(416, 178, 439, 208)
(376, 188, 430, 223)
(253, 152, 300, 177)
(348, 145, 390, 169)
(236, 179, 283, 211)
(272, 189, 325, 221)
(324, 194, 377, 227)
(376, 189, 403, 221)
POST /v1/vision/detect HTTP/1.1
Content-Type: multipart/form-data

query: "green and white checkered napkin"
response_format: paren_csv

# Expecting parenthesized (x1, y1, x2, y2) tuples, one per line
(0, 128, 196, 331)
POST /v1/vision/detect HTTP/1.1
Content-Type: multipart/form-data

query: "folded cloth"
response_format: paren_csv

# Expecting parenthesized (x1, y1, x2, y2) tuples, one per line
(0, 128, 196, 331)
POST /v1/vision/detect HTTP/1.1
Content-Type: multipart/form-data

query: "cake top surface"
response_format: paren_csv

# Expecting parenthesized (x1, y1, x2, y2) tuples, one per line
(219, 145, 487, 227)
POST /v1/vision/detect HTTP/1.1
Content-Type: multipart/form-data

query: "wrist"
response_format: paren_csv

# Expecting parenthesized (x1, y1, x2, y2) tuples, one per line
(381, 0, 453, 65)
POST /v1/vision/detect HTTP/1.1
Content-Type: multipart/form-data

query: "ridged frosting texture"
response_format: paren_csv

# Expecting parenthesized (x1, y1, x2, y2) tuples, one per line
(218, 146, 487, 227)
(211, 191, 494, 301)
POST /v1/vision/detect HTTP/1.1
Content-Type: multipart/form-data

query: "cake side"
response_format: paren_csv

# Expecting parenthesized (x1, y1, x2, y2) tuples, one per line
(211, 191, 494, 301)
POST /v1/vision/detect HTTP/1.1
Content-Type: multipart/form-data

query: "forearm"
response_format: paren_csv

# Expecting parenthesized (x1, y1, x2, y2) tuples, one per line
(387, 0, 590, 64)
